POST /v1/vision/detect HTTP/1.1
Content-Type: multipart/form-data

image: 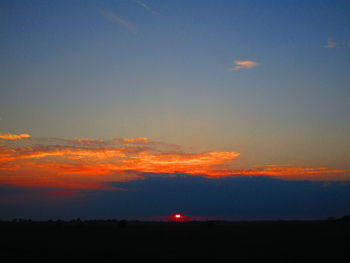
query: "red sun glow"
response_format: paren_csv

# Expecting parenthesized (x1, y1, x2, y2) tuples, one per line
(172, 213, 186, 220)
(175, 213, 182, 218)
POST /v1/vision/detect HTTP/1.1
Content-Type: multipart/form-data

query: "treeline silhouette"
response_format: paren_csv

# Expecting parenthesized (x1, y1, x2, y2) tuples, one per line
(5, 214, 350, 223)
(1, 217, 350, 262)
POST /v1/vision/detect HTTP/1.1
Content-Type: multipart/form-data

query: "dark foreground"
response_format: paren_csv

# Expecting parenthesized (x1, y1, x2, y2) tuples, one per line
(1, 219, 350, 262)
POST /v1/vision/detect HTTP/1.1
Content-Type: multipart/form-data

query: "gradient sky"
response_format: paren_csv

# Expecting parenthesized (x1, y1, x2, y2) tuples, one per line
(1, 0, 350, 220)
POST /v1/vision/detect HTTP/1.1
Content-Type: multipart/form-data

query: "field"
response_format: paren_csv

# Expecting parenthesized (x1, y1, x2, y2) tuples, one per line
(1, 219, 349, 262)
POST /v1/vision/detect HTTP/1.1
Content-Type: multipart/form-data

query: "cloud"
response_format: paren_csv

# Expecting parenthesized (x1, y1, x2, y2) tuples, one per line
(324, 38, 336, 48)
(0, 135, 348, 192)
(323, 38, 350, 48)
(0, 136, 239, 190)
(232, 60, 259, 70)
(66, 138, 105, 145)
(0, 143, 239, 176)
(118, 137, 149, 143)
(205, 166, 347, 181)
(0, 133, 31, 140)
(131, 0, 159, 15)
(100, 9, 136, 32)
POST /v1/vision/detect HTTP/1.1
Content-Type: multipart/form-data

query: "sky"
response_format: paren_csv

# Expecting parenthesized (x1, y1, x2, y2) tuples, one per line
(1, 0, 350, 220)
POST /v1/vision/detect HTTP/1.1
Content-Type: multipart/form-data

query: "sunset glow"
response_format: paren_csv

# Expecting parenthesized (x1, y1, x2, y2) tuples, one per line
(0, 133, 31, 140)
(171, 213, 188, 221)
(0, 135, 348, 192)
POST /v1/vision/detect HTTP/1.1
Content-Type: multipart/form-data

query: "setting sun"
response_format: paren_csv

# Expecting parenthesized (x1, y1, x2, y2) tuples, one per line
(172, 213, 187, 221)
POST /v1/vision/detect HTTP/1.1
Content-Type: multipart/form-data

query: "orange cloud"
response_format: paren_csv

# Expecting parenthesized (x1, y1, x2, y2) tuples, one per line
(232, 60, 258, 70)
(66, 138, 105, 145)
(122, 151, 240, 175)
(0, 135, 348, 191)
(0, 133, 31, 140)
(118, 137, 149, 143)
(0, 145, 131, 162)
(205, 166, 348, 181)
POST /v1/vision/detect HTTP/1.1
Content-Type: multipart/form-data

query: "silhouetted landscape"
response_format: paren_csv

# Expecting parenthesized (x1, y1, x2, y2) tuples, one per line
(1, 217, 350, 262)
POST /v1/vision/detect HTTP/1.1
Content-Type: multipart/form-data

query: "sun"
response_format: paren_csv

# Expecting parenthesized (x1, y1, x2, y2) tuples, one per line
(172, 213, 186, 220)
(175, 213, 182, 218)
(169, 213, 188, 221)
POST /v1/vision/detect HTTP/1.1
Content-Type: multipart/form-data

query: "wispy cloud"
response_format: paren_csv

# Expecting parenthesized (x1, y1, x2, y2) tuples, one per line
(0, 133, 31, 140)
(232, 60, 259, 71)
(117, 137, 149, 143)
(131, 0, 159, 15)
(324, 38, 336, 48)
(100, 9, 136, 32)
(206, 166, 347, 181)
(66, 138, 105, 145)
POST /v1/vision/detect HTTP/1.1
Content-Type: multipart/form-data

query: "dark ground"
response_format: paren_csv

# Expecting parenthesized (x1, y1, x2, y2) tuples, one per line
(1, 219, 350, 262)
